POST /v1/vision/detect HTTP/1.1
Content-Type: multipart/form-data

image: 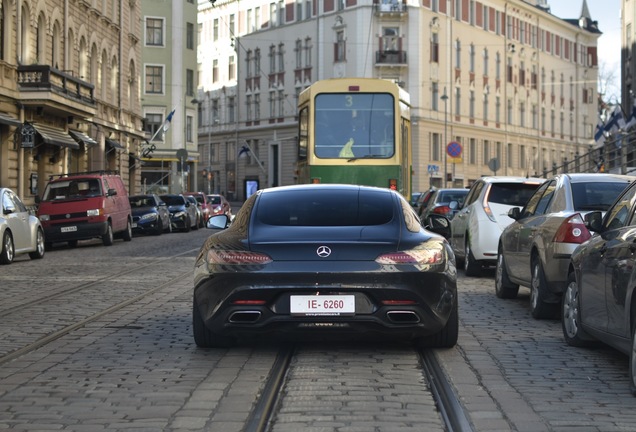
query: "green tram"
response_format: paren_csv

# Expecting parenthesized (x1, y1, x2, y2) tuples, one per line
(296, 78, 412, 198)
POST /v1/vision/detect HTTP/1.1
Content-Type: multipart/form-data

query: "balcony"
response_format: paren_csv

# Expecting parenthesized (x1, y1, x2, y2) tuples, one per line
(375, 50, 407, 66)
(373, 0, 407, 16)
(17, 65, 96, 116)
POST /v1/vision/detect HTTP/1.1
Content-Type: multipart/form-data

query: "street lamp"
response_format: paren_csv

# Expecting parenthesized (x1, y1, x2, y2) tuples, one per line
(441, 87, 448, 188)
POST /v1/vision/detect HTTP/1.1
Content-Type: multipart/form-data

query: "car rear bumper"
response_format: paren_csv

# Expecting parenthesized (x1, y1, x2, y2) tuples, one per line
(194, 271, 457, 341)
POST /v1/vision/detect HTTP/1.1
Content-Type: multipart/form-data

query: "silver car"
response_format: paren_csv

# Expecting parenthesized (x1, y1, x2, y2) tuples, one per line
(496, 173, 634, 319)
(1, 188, 45, 264)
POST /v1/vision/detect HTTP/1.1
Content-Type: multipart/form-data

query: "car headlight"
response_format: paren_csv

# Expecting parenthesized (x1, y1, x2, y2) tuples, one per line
(140, 213, 157, 221)
(174, 211, 186, 218)
(39, 214, 50, 221)
(87, 209, 102, 216)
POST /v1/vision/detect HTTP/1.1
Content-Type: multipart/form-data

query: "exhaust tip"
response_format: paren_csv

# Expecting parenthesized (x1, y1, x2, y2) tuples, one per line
(386, 311, 420, 323)
(228, 310, 262, 323)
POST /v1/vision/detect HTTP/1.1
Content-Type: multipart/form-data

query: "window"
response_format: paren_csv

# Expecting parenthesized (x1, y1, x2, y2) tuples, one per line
(228, 97, 235, 123)
(278, 0, 285, 25)
(519, 145, 526, 169)
(469, 90, 475, 118)
(145, 65, 163, 94)
(269, 45, 276, 73)
(213, 59, 219, 83)
(455, 40, 461, 68)
(483, 140, 490, 165)
(383, 27, 399, 52)
(469, 44, 475, 72)
(186, 115, 193, 142)
(186, 69, 194, 96)
(295, 39, 302, 69)
(519, 102, 525, 127)
(213, 19, 219, 41)
(432, 133, 441, 161)
(495, 96, 500, 123)
(483, 93, 488, 121)
(228, 56, 235, 80)
(270, 3, 277, 26)
(483, 49, 488, 75)
(432, 82, 439, 111)
(335, 30, 346, 62)
(431, 33, 439, 63)
(246, 95, 252, 121)
(145, 113, 164, 141)
(278, 43, 285, 72)
(455, 87, 461, 116)
(146, 18, 164, 46)
(469, 138, 476, 164)
(229, 14, 235, 35)
(495, 52, 500, 80)
(304, 38, 312, 67)
(186, 22, 194, 49)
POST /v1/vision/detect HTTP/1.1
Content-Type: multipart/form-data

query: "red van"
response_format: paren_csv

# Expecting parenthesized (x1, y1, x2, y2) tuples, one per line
(37, 171, 133, 249)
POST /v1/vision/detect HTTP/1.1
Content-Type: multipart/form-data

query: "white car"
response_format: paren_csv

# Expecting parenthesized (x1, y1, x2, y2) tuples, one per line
(1, 188, 45, 264)
(450, 176, 544, 276)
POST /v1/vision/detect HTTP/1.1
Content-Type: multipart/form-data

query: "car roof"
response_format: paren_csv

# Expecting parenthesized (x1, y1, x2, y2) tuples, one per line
(559, 173, 635, 183)
(258, 183, 398, 196)
(477, 176, 544, 184)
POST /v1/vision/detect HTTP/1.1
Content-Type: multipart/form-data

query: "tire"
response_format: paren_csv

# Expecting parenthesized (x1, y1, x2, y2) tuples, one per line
(561, 271, 595, 347)
(530, 257, 559, 319)
(464, 240, 482, 277)
(415, 300, 459, 349)
(630, 323, 636, 396)
(0, 230, 15, 264)
(122, 220, 133, 242)
(28, 228, 45, 260)
(192, 214, 199, 230)
(192, 297, 235, 348)
(102, 222, 114, 246)
(183, 216, 191, 233)
(154, 218, 164, 236)
(495, 250, 519, 299)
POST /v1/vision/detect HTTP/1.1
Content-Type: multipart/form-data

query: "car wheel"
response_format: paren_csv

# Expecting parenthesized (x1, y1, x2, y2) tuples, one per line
(122, 219, 133, 242)
(0, 230, 15, 264)
(28, 228, 45, 260)
(155, 218, 164, 235)
(415, 300, 459, 349)
(530, 257, 559, 319)
(192, 215, 199, 230)
(464, 240, 482, 277)
(183, 217, 191, 233)
(192, 298, 235, 348)
(630, 323, 636, 396)
(495, 250, 519, 299)
(102, 222, 114, 246)
(561, 271, 595, 347)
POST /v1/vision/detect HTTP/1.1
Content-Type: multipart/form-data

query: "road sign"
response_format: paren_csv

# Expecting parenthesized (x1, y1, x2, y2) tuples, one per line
(427, 164, 440, 174)
(447, 141, 462, 158)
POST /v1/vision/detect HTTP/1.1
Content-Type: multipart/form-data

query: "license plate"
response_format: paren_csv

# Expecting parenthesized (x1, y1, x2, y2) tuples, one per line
(61, 226, 77, 233)
(290, 295, 355, 316)
(132, 223, 137, 228)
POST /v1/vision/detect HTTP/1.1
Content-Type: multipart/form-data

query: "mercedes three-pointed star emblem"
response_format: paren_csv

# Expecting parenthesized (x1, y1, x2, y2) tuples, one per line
(316, 245, 331, 258)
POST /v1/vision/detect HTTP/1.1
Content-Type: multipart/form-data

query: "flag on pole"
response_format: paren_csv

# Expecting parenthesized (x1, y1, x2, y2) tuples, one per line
(238, 145, 250, 158)
(162, 109, 176, 132)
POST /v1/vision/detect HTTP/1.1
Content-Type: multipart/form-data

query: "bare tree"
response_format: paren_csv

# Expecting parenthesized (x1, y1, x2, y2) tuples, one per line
(598, 60, 620, 103)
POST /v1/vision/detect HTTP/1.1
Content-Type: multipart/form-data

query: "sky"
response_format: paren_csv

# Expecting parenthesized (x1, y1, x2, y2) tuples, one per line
(548, 0, 622, 100)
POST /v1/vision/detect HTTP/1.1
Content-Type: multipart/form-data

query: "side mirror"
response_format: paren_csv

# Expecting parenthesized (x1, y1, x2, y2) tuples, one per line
(4, 204, 16, 214)
(508, 207, 521, 220)
(207, 214, 229, 229)
(584, 211, 604, 233)
(424, 214, 452, 239)
(448, 201, 459, 210)
(107, 188, 117, 196)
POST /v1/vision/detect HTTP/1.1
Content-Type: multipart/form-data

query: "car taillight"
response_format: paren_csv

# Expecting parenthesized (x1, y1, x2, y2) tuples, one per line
(553, 214, 591, 244)
(433, 206, 451, 215)
(376, 247, 443, 265)
(207, 250, 273, 264)
(482, 188, 496, 222)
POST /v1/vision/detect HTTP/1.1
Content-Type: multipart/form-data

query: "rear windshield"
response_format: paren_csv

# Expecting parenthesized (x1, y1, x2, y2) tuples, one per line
(487, 183, 541, 207)
(160, 195, 185, 206)
(256, 189, 394, 226)
(129, 196, 156, 208)
(438, 190, 468, 203)
(571, 181, 630, 211)
(208, 196, 221, 204)
(42, 179, 102, 201)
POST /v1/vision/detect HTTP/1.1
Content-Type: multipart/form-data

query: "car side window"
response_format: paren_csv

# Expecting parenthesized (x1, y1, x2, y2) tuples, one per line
(520, 181, 549, 218)
(534, 181, 556, 216)
(603, 184, 636, 230)
(463, 182, 483, 207)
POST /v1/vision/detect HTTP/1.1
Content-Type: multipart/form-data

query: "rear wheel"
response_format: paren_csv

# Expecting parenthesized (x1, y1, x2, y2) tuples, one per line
(630, 323, 636, 396)
(183, 217, 191, 233)
(102, 222, 114, 246)
(154, 218, 164, 235)
(192, 298, 235, 348)
(530, 257, 559, 319)
(464, 240, 482, 277)
(122, 219, 133, 242)
(561, 271, 595, 347)
(192, 214, 199, 230)
(415, 300, 458, 349)
(28, 228, 45, 260)
(495, 251, 519, 299)
(0, 231, 15, 264)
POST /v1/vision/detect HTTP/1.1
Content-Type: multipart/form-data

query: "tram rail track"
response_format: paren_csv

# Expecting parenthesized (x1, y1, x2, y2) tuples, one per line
(242, 343, 473, 432)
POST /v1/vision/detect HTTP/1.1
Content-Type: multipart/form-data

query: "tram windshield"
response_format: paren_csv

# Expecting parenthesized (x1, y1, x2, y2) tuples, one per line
(314, 93, 395, 159)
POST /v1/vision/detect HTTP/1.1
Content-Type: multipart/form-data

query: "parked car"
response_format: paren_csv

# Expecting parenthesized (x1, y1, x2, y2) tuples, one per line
(496, 173, 633, 319)
(185, 195, 203, 228)
(410, 191, 423, 207)
(450, 176, 544, 276)
(36, 171, 132, 249)
(206, 194, 232, 218)
(417, 188, 469, 220)
(185, 192, 212, 226)
(414, 188, 437, 213)
(160, 194, 198, 232)
(193, 184, 458, 349)
(129, 194, 171, 235)
(0, 188, 45, 264)
(563, 180, 636, 395)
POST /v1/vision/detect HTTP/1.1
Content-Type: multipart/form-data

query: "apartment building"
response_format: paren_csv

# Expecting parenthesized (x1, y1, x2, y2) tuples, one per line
(197, 0, 601, 199)
(0, 0, 145, 204)
(140, 0, 199, 194)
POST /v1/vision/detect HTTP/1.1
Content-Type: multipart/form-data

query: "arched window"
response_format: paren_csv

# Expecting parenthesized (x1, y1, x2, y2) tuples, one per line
(20, 4, 30, 63)
(36, 13, 46, 64)
(111, 55, 118, 103)
(52, 21, 61, 69)
(101, 50, 108, 100)
(79, 38, 88, 80)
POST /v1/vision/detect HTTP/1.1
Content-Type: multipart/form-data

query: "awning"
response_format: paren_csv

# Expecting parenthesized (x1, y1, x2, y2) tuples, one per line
(105, 139, 125, 150)
(69, 130, 98, 147)
(32, 123, 80, 149)
(0, 113, 21, 127)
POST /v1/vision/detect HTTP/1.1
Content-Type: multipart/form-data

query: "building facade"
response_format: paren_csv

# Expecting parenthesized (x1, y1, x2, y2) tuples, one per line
(140, 0, 200, 194)
(197, 0, 601, 200)
(0, 0, 145, 205)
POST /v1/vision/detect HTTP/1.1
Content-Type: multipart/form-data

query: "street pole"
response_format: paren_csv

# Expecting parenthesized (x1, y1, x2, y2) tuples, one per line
(441, 87, 448, 188)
